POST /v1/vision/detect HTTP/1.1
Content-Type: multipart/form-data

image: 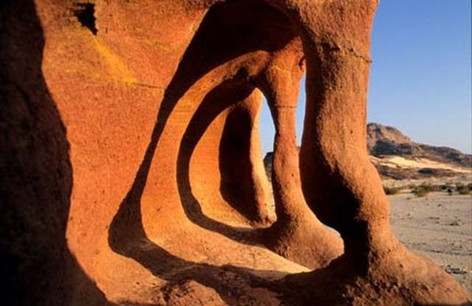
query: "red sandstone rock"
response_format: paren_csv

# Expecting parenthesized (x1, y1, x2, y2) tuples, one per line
(1, 0, 470, 304)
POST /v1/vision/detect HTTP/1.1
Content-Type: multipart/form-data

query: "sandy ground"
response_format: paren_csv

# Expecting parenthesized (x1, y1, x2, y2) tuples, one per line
(375, 156, 472, 173)
(389, 192, 472, 291)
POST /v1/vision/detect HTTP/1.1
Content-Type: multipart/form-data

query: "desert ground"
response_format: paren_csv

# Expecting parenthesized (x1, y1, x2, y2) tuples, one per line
(389, 192, 472, 291)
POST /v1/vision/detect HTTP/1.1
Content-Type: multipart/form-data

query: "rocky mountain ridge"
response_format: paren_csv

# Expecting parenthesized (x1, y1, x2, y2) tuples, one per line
(264, 123, 472, 180)
(367, 123, 471, 168)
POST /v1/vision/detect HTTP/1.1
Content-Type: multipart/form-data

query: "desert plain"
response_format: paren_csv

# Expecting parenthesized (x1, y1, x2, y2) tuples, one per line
(390, 192, 472, 291)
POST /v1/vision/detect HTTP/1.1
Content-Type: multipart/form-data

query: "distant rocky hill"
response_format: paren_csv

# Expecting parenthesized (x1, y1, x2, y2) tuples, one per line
(367, 123, 471, 168)
(264, 123, 472, 181)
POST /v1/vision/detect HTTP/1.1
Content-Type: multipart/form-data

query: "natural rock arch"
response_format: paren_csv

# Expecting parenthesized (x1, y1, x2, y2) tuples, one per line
(0, 0, 470, 304)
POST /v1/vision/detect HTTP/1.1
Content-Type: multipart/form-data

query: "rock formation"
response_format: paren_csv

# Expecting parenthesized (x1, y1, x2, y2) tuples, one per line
(265, 122, 472, 180)
(1, 0, 470, 305)
(368, 123, 472, 167)
(369, 123, 472, 181)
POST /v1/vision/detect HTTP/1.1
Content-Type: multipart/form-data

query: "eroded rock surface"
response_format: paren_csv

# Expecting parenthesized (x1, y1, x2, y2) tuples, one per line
(1, 0, 470, 304)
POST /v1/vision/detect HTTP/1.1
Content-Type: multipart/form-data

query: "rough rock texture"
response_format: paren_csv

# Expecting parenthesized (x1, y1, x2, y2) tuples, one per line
(367, 123, 414, 152)
(1, 0, 470, 305)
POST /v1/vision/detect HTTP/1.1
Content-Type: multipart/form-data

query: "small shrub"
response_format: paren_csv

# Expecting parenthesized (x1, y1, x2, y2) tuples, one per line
(412, 186, 429, 197)
(384, 186, 400, 195)
(421, 184, 435, 192)
(439, 184, 448, 191)
(458, 186, 470, 195)
(415, 183, 442, 192)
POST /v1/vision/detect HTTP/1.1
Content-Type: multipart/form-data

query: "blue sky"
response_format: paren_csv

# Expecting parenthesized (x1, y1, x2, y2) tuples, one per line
(260, 0, 471, 154)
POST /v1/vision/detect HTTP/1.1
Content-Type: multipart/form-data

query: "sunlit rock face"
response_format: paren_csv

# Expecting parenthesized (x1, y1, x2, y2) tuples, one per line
(1, 0, 470, 304)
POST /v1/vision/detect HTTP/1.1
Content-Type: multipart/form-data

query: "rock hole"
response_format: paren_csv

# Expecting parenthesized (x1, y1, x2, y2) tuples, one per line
(74, 3, 97, 35)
